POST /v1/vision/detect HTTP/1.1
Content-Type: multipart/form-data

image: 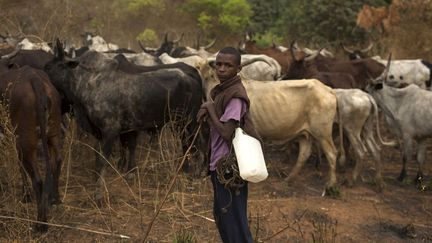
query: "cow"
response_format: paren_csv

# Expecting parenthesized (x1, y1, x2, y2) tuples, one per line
(238, 33, 305, 75)
(310, 54, 386, 90)
(0, 66, 62, 232)
(17, 38, 53, 53)
(367, 56, 432, 183)
(196, 60, 343, 193)
(45, 40, 204, 200)
(104, 52, 161, 66)
(1, 47, 54, 70)
(282, 47, 357, 89)
(334, 89, 396, 190)
(170, 38, 216, 58)
(341, 44, 432, 89)
(139, 32, 183, 57)
(341, 43, 374, 60)
(82, 32, 119, 52)
(159, 53, 205, 67)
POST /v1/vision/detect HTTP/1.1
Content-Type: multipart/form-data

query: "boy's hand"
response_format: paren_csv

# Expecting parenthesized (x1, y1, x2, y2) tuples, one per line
(197, 108, 208, 123)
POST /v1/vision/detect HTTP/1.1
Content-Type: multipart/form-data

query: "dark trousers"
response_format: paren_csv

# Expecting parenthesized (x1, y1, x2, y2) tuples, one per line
(210, 171, 253, 243)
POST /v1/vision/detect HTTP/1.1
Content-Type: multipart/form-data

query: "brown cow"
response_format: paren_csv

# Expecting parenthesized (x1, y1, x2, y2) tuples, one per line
(0, 66, 62, 232)
(238, 33, 304, 75)
(310, 55, 385, 90)
(283, 47, 357, 89)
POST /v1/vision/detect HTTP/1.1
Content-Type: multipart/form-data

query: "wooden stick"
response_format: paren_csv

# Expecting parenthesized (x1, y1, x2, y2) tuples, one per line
(0, 215, 130, 239)
(142, 124, 202, 242)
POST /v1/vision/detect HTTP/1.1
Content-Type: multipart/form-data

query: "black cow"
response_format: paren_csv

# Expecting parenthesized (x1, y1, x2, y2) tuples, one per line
(45, 40, 204, 200)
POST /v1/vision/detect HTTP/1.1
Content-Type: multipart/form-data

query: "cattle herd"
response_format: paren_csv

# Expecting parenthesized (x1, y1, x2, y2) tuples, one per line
(0, 32, 431, 233)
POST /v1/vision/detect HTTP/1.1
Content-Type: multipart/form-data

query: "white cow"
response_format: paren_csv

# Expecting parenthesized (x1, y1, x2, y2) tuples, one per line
(334, 89, 396, 189)
(368, 77, 432, 182)
(84, 34, 119, 52)
(371, 57, 432, 89)
(205, 54, 282, 81)
(159, 53, 205, 67)
(17, 38, 52, 53)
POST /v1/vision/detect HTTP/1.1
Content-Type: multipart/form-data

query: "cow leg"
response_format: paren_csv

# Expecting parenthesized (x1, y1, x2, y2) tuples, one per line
(94, 135, 116, 202)
(18, 165, 32, 203)
(364, 129, 385, 191)
(48, 135, 62, 205)
(286, 136, 312, 182)
(415, 139, 427, 184)
(125, 131, 138, 174)
(317, 137, 338, 188)
(346, 132, 365, 187)
(19, 144, 48, 232)
(398, 136, 413, 182)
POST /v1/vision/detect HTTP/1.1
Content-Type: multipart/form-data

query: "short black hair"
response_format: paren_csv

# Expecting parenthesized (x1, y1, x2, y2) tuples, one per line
(218, 47, 241, 65)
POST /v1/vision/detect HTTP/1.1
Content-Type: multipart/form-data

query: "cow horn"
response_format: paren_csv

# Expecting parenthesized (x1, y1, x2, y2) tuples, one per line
(172, 33, 184, 44)
(304, 48, 322, 62)
(383, 53, 392, 83)
(289, 41, 299, 62)
(138, 40, 146, 51)
(245, 32, 251, 41)
(1, 45, 21, 59)
(341, 43, 354, 54)
(202, 38, 216, 49)
(54, 38, 65, 60)
(272, 37, 277, 48)
(240, 57, 271, 67)
(361, 43, 373, 53)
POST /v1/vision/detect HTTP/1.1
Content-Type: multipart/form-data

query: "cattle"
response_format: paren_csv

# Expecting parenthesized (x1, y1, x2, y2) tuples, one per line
(238, 33, 305, 75)
(17, 38, 53, 53)
(1, 48, 54, 70)
(341, 43, 374, 60)
(341, 44, 432, 89)
(196, 60, 342, 192)
(0, 66, 62, 232)
(45, 40, 204, 200)
(170, 39, 216, 58)
(283, 47, 357, 89)
(139, 32, 183, 57)
(104, 52, 161, 66)
(82, 32, 119, 52)
(367, 56, 432, 183)
(159, 53, 205, 67)
(309, 54, 385, 90)
(334, 89, 396, 190)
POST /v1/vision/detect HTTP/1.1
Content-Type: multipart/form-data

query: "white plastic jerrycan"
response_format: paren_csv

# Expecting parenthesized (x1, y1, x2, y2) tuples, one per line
(232, 127, 268, 183)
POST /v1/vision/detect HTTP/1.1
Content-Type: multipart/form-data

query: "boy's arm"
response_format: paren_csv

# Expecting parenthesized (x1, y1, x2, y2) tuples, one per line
(204, 102, 237, 141)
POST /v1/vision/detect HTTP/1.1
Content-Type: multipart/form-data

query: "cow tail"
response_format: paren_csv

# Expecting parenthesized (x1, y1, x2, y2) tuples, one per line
(366, 94, 397, 147)
(336, 95, 346, 166)
(30, 77, 53, 189)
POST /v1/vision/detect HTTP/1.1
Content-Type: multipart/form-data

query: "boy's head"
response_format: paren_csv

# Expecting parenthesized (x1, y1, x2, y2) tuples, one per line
(215, 47, 242, 82)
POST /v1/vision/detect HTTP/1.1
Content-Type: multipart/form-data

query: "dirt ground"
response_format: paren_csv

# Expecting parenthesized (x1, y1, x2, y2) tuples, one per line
(0, 122, 431, 242)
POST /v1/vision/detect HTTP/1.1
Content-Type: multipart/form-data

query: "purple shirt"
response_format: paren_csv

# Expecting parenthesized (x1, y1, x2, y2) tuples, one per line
(209, 98, 247, 171)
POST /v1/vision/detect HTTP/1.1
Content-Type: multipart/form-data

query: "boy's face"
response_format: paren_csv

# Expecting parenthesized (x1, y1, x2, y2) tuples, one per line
(215, 53, 241, 82)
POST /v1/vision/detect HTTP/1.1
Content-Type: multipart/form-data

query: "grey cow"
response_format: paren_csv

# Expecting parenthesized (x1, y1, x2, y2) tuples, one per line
(367, 60, 432, 182)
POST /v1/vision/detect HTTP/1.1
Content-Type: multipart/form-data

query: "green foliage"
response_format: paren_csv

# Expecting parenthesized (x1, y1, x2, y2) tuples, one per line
(125, 0, 165, 12)
(247, 0, 388, 46)
(252, 31, 283, 48)
(136, 28, 158, 45)
(182, 0, 252, 34)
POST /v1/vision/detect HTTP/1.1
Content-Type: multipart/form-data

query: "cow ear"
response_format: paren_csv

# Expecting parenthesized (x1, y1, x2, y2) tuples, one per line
(374, 83, 383, 90)
(209, 60, 216, 69)
(66, 60, 79, 68)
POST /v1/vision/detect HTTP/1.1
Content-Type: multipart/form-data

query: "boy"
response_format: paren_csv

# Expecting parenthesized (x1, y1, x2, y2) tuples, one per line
(197, 47, 260, 243)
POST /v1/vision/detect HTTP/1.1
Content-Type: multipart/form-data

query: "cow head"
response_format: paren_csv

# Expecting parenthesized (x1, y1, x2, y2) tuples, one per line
(44, 39, 79, 91)
(282, 42, 319, 79)
(154, 32, 184, 57)
(341, 43, 373, 60)
(367, 53, 392, 92)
